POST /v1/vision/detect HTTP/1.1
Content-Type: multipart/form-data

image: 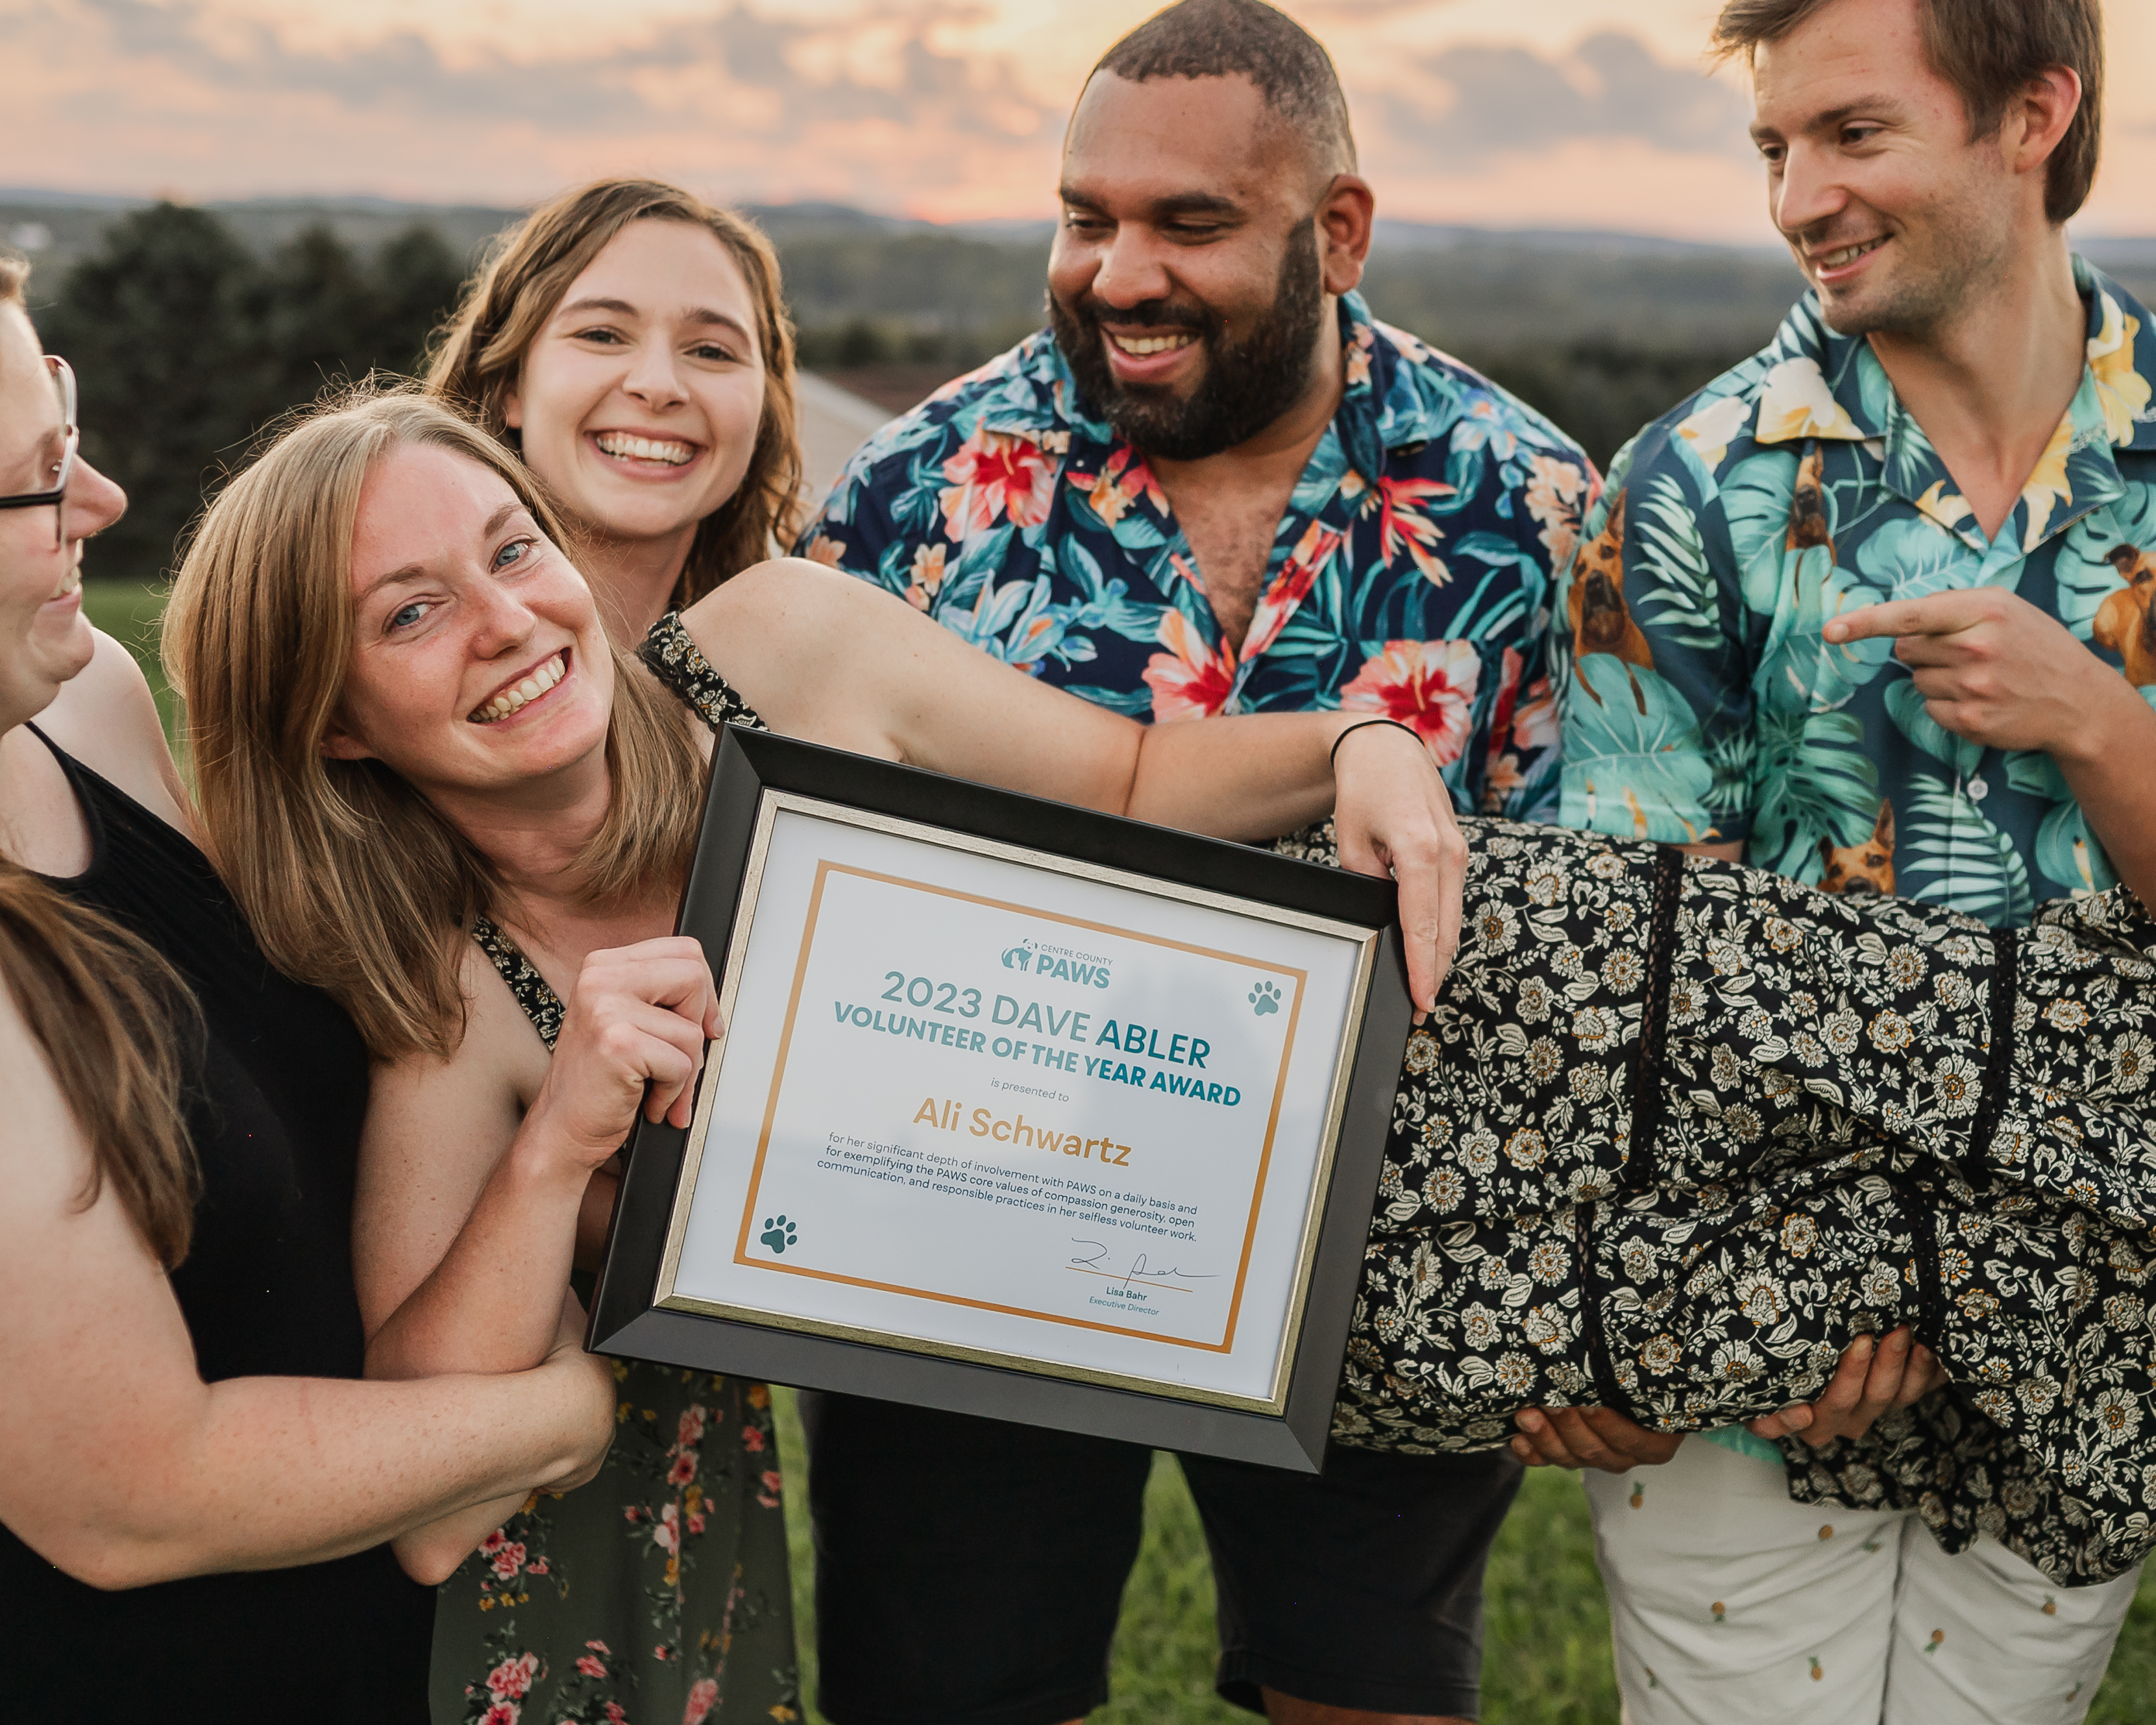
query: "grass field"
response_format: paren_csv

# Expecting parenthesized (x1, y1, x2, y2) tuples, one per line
(76, 581, 2156, 1723)
(770, 1388, 2156, 1724)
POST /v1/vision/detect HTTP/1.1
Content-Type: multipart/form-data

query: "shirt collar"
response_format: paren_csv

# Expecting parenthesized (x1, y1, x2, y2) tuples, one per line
(2083, 255, 2156, 455)
(1752, 256, 2155, 552)
(973, 331, 1088, 441)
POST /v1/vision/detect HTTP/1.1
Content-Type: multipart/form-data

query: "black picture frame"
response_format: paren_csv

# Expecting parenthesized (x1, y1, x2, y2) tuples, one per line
(589, 726, 1412, 1471)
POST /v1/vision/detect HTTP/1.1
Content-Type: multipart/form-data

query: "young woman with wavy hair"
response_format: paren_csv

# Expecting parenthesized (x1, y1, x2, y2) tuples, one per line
(426, 178, 804, 637)
(0, 265, 622, 1723)
(162, 386, 1458, 1725)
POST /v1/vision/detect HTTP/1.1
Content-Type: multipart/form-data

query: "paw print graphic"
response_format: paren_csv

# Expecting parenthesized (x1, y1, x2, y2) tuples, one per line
(760, 1215, 798, 1254)
(1249, 979, 1282, 1017)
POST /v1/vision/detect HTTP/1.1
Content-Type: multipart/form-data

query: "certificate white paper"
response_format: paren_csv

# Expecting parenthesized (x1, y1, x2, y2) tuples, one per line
(658, 797, 1373, 1410)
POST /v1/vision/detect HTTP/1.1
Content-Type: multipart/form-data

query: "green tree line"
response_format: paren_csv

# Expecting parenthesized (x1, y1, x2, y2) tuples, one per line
(31, 203, 467, 585)
(23, 200, 1800, 591)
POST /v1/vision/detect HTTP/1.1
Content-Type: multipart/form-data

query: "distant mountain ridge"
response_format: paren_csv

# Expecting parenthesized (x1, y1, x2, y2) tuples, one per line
(7, 186, 2148, 243)
(8, 190, 2150, 474)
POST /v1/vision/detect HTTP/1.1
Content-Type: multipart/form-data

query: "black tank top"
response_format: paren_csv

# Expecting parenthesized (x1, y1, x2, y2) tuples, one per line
(0, 732, 432, 1722)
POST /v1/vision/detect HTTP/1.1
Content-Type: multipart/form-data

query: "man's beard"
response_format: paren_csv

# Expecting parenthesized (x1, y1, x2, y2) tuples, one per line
(1809, 191, 2015, 341)
(1051, 232, 1327, 462)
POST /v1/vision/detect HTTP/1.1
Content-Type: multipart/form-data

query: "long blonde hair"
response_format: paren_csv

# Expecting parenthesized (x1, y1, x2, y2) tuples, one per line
(163, 389, 705, 1060)
(426, 179, 804, 607)
(1, 259, 199, 1265)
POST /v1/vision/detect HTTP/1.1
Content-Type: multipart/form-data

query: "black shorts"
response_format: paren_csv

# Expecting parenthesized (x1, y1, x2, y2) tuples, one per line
(798, 1391, 1523, 1725)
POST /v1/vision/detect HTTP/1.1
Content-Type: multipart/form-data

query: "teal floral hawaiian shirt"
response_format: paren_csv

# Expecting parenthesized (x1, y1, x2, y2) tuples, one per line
(1554, 257, 2156, 922)
(799, 291, 1596, 818)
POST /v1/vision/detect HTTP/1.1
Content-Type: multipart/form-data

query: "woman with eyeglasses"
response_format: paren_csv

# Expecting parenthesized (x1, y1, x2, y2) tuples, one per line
(0, 260, 627, 1724)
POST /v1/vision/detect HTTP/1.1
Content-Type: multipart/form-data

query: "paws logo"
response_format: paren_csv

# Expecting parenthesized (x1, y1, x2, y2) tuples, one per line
(1248, 980, 1282, 1017)
(1000, 938, 1112, 988)
(759, 1215, 798, 1254)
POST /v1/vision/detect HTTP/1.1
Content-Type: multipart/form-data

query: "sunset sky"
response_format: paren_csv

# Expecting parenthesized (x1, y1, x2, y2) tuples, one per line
(4, 0, 2151, 241)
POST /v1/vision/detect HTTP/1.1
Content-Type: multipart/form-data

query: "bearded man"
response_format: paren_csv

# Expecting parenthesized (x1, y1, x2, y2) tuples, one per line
(794, 3, 1596, 1722)
(1544, 1, 2156, 1720)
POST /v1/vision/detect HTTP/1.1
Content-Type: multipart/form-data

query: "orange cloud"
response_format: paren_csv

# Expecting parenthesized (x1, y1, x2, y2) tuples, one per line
(1, 0, 2147, 238)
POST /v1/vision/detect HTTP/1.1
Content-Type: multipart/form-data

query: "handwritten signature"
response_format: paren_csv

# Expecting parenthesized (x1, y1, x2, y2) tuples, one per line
(1067, 1237, 1216, 1297)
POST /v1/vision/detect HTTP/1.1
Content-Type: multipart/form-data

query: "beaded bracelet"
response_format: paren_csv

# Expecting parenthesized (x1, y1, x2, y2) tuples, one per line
(1329, 716, 1425, 767)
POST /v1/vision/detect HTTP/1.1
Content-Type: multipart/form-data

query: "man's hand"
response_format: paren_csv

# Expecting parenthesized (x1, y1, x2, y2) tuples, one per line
(1826, 582, 2156, 916)
(1330, 722, 1469, 1012)
(1823, 589, 2138, 762)
(1746, 1327, 1946, 1447)
(1510, 1405, 1684, 1473)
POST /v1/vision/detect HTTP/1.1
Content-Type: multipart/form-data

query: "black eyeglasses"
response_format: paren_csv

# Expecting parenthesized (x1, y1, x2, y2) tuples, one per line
(0, 356, 80, 550)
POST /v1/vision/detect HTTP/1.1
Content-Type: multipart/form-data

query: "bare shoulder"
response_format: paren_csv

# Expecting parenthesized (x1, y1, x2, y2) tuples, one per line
(34, 631, 190, 833)
(681, 557, 900, 657)
(678, 557, 917, 737)
(0, 961, 169, 1298)
(373, 940, 550, 1121)
(354, 940, 547, 1328)
(0, 972, 94, 1217)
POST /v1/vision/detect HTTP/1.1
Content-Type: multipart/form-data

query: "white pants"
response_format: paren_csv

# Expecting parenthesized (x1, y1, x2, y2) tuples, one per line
(1582, 1437, 2143, 1724)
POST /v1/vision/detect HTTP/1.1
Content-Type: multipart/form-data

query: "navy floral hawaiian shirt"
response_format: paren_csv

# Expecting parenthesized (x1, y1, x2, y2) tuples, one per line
(798, 291, 1597, 818)
(1554, 258, 2156, 922)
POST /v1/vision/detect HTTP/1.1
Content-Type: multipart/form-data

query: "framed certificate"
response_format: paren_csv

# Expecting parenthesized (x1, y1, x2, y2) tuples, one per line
(589, 728, 1412, 1469)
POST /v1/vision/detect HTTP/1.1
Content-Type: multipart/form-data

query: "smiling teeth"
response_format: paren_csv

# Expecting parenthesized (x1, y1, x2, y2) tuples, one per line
(1111, 332, 1195, 356)
(471, 651, 567, 724)
(1820, 239, 1885, 269)
(595, 432, 695, 465)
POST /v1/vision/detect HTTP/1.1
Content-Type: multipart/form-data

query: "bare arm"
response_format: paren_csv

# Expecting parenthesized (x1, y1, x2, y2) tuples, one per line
(694, 561, 1338, 835)
(34, 630, 191, 836)
(360, 939, 718, 1383)
(685, 561, 1469, 1004)
(355, 955, 569, 1378)
(2059, 715, 2156, 905)
(0, 987, 615, 1591)
(387, 1288, 604, 1585)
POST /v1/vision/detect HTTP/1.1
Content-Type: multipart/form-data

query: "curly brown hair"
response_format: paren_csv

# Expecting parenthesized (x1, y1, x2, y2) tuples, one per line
(425, 179, 803, 608)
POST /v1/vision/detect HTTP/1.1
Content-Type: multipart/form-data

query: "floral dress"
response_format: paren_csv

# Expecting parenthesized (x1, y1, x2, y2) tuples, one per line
(1282, 816, 2156, 1589)
(430, 908, 798, 1725)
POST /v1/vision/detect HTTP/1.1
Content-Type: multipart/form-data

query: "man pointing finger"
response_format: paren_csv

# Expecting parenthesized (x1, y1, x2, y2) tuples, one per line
(1824, 589, 2156, 903)
(1550, 0, 2155, 1718)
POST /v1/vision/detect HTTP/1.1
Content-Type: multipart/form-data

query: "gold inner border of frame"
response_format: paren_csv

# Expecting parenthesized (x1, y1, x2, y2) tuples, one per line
(724, 857, 1312, 1357)
(652, 790, 1380, 1417)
